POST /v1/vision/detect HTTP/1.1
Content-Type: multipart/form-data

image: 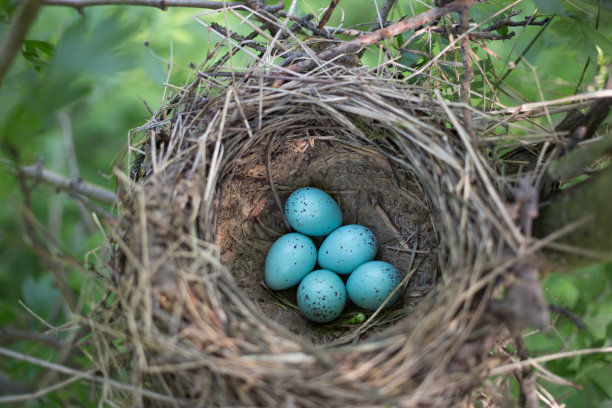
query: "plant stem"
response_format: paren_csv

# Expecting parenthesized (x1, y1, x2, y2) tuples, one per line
(0, 0, 45, 85)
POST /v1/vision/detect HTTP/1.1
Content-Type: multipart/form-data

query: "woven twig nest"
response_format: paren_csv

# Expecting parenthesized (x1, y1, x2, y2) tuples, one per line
(101, 25, 550, 407)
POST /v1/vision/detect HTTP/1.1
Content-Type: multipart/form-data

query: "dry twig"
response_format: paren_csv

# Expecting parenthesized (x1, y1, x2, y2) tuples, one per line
(317, 0, 340, 30)
(45, 0, 242, 10)
(1, 159, 117, 205)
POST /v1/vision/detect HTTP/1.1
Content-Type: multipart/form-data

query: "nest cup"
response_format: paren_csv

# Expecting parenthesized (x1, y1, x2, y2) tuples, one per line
(217, 127, 439, 342)
(107, 62, 532, 406)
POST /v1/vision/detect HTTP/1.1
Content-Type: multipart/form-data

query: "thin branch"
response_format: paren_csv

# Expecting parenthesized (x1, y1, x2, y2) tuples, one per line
(459, 7, 474, 137)
(513, 335, 538, 408)
(436, 26, 515, 40)
(45, 0, 242, 10)
(0, 327, 66, 349)
(548, 305, 586, 330)
(485, 14, 550, 32)
(58, 111, 97, 234)
(495, 16, 552, 88)
(317, 0, 340, 30)
(210, 22, 266, 53)
(274, 0, 482, 86)
(290, 13, 336, 40)
(371, 0, 397, 31)
(1, 159, 117, 205)
(0, 346, 191, 406)
(489, 346, 612, 376)
(566, 68, 612, 150)
(0, 0, 45, 85)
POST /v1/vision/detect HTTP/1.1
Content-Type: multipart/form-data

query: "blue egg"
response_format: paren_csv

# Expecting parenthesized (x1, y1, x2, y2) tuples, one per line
(265, 233, 317, 290)
(317, 225, 377, 275)
(346, 261, 402, 311)
(285, 187, 342, 237)
(297, 270, 347, 323)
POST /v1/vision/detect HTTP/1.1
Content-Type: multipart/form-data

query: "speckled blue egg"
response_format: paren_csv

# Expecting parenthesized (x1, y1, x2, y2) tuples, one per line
(297, 270, 347, 323)
(317, 224, 377, 275)
(346, 261, 402, 311)
(285, 187, 342, 237)
(265, 233, 317, 290)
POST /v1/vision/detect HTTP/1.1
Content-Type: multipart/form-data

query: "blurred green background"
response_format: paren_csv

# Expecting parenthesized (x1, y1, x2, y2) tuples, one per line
(0, 0, 610, 406)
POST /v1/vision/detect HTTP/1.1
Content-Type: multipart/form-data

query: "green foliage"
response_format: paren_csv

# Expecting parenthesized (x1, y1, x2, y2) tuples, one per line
(523, 263, 612, 407)
(533, 0, 564, 14)
(21, 274, 64, 319)
(0, 0, 18, 23)
(0, 0, 610, 405)
(21, 39, 55, 72)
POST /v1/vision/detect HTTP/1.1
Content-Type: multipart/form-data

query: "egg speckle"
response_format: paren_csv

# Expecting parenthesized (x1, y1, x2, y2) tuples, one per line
(297, 270, 347, 323)
(265, 233, 317, 290)
(346, 261, 401, 310)
(285, 187, 342, 237)
(317, 224, 377, 274)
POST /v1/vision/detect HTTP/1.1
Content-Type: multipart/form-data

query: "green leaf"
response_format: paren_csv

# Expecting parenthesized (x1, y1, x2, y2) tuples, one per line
(583, 301, 612, 341)
(21, 273, 63, 320)
(399, 51, 422, 68)
(533, 0, 565, 15)
(579, 363, 612, 399)
(0, 0, 19, 22)
(22, 40, 55, 72)
(574, 19, 612, 57)
(544, 274, 581, 308)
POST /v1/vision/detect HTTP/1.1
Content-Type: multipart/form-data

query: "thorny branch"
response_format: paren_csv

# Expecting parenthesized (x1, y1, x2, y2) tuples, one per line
(210, 22, 266, 53)
(288, 13, 336, 40)
(45, 0, 242, 10)
(436, 26, 515, 40)
(485, 11, 550, 32)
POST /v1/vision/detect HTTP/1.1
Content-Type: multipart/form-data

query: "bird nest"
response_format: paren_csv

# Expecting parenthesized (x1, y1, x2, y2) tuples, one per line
(97, 12, 552, 408)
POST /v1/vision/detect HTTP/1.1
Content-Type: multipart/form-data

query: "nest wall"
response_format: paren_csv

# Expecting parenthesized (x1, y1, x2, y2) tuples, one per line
(103, 64, 538, 407)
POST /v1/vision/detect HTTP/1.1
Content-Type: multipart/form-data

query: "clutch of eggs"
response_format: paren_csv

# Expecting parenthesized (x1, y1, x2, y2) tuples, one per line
(264, 187, 402, 323)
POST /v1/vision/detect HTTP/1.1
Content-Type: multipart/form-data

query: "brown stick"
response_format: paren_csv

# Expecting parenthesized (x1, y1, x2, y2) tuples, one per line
(317, 0, 340, 30)
(0, 0, 45, 85)
(44, 0, 242, 10)
(273, 0, 481, 86)
(459, 7, 474, 136)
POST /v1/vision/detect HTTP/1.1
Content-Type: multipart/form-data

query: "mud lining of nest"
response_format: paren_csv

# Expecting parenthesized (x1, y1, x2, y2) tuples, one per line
(218, 139, 437, 343)
(102, 57, 545, 408)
